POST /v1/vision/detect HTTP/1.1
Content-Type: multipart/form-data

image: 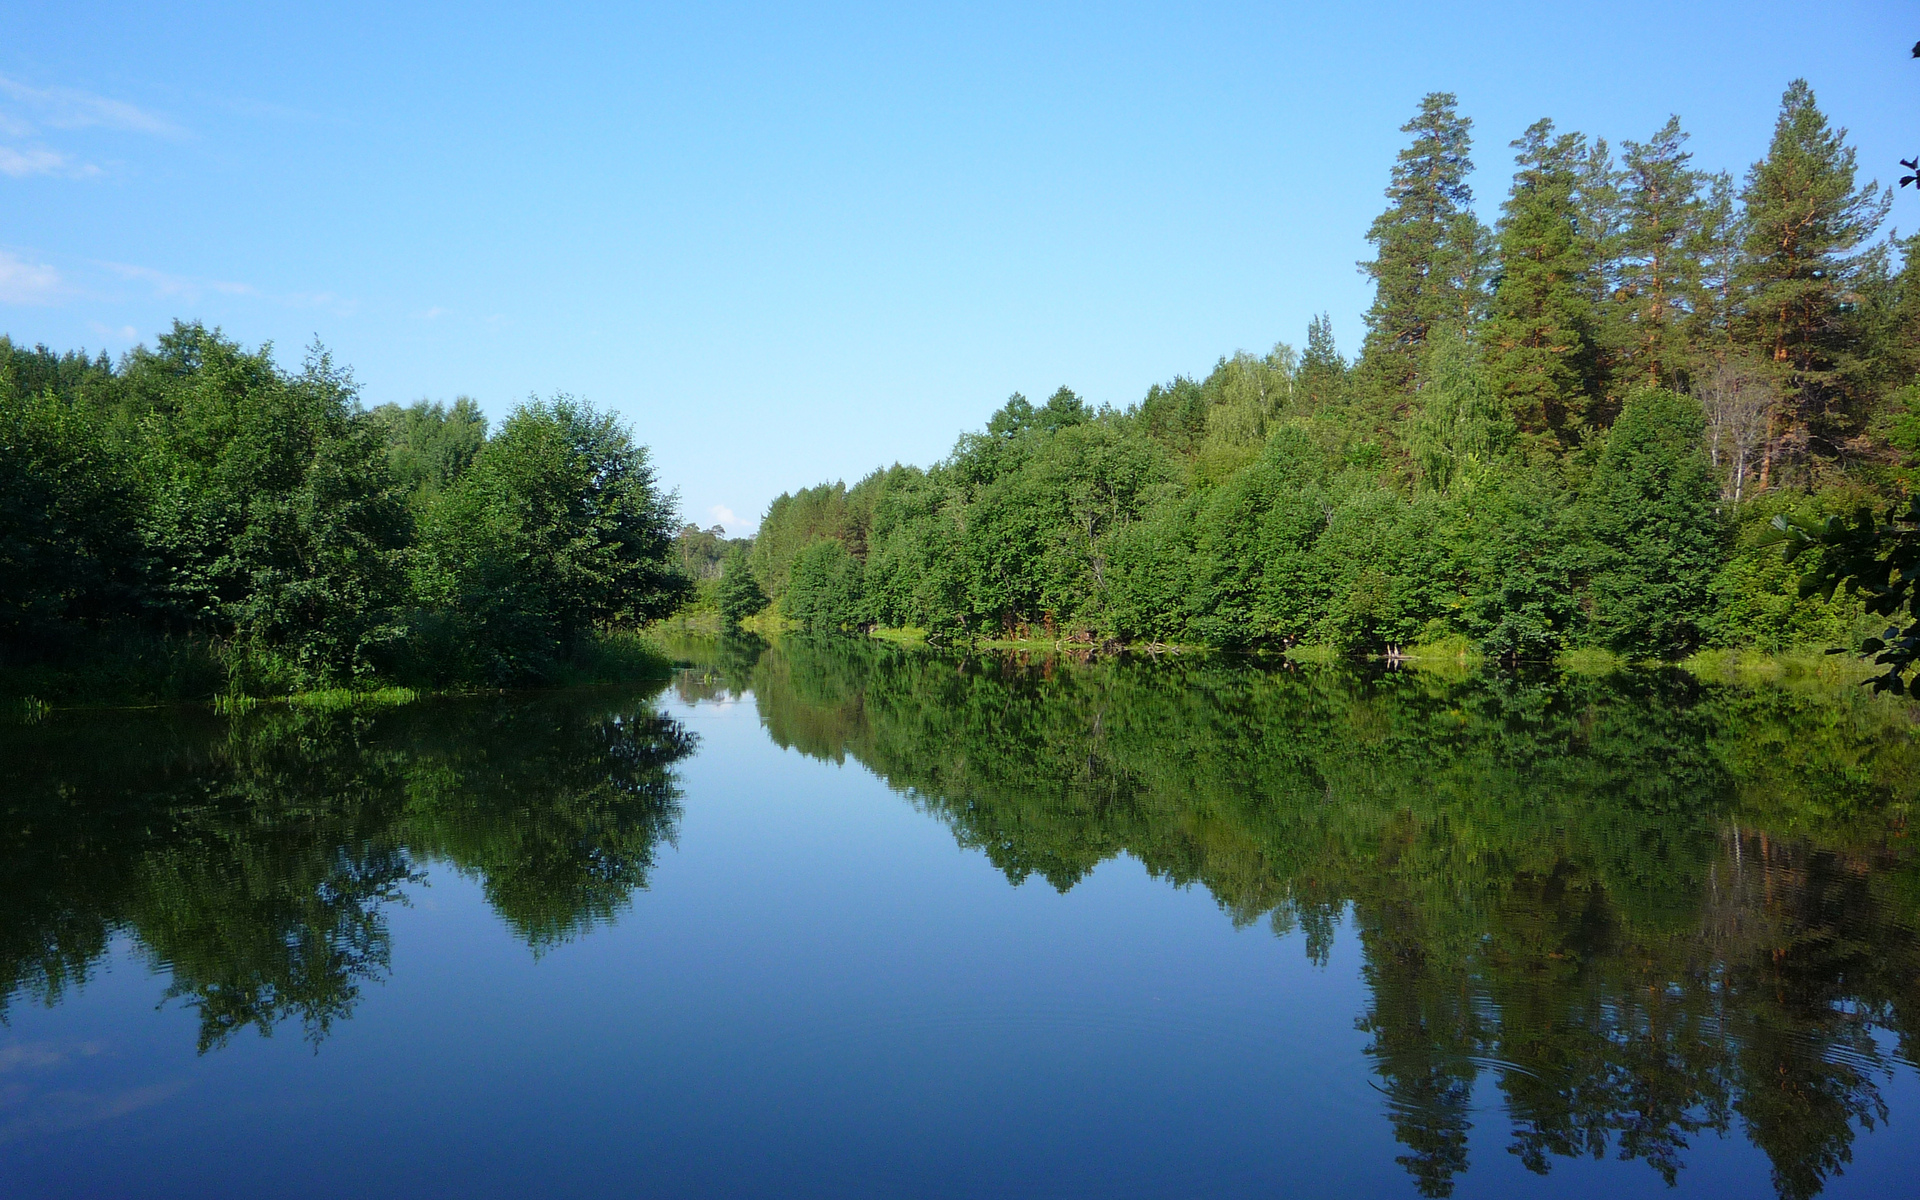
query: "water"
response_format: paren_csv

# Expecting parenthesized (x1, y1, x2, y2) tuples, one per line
(3, 637, 1918, 1199)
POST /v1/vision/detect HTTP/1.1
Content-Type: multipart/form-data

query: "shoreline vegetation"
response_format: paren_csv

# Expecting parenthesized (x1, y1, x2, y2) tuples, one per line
(712, 84, 1920, 682)
(9, 84, 1920, 712)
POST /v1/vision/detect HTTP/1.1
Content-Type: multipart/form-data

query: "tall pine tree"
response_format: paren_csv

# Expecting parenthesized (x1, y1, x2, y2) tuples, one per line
(1358, 94, 1488, 398)
(1484, 119, 1596, 449)
(1737, 79, 1889, 485)
(1691, 170, 1743, 355)
(1617, 117, 1708, 390)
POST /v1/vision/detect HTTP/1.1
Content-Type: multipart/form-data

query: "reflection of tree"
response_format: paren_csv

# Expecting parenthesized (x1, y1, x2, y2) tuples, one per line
(667, 632, 767, 704)
(747, 637, 1920, 1199)
(0, 687, 694, 1050)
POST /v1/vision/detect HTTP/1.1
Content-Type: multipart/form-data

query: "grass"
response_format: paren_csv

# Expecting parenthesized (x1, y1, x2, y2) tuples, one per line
(868, 626, 929, 645)
(1555, 647, 1629, 675)
(1679, 646, 1883, 688)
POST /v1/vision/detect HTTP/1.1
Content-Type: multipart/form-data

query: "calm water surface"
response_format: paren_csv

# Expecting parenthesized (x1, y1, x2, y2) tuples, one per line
(4, 637, 1919, 1199)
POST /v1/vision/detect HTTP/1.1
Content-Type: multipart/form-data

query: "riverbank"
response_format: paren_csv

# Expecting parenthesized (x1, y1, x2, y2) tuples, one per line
(2, 626, 675, 717)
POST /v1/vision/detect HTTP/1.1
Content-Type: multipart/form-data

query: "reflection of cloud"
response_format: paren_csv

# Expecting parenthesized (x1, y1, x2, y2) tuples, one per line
(0, 1036, 184, 1144)
(708, 505, 741, 529)
(0, 75, 182, 137)
(0, 249, 63, 304)
(0, 1081, 187, 1143)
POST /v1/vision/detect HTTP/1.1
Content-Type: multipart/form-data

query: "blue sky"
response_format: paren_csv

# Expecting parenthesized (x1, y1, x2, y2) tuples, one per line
(2, 2, 1912, 532)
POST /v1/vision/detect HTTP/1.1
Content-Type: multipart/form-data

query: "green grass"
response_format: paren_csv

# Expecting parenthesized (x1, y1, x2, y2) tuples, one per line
(1556, 647, 1629, 675)
(868, 626, 929, 645)
(1679, 646, 1883, 688)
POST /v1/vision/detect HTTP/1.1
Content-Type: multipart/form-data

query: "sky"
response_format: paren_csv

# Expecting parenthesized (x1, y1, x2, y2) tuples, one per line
(2, 2, 1914, 533)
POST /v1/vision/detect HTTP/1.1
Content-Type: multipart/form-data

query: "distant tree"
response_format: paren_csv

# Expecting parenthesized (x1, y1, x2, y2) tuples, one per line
(368, 397, 487, 500)
(1358, 93, 1489, 396)
(783, 538, 865, 632)
(716, 545, 768, 627)
(1297, 313, 1348, 414)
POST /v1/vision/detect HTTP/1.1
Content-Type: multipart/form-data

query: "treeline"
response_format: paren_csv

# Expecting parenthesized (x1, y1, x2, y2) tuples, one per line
(690, 635, 1920, 1199)
(743, 82, 1917, 659)
(0, 322, 688, 696)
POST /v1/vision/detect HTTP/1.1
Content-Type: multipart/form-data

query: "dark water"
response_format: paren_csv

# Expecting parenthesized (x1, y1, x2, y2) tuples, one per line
(4, 638, 1919, 1199)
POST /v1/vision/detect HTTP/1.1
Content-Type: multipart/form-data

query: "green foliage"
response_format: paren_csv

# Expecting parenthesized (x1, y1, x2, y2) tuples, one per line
(1770, 490, 1920, 693)
(1359, 92, 1489, 395)
(1579, 389, 1724, 656)
(715, 544, 768, 627)
(783, 538, 866, 632)
(1484, 119, 1598, 446)
(0, 378, 142, 643)
(416, 397, 689, 684)
(1615, 116, 1710, 389)
(0, 322, 688, 696)
(367, 397, 487, 501)
(1737, 80, 1890, 477)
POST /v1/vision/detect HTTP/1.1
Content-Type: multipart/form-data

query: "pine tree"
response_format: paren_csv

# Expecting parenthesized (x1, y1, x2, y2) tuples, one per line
(1358, 94, 1488, 397)
(1737, 79, 1890, 485)
(1616, 117, 1707, 389)
(1298, 313, 1347, 413)
(1484, 119, 1595, 448)
(1691, 170, 1743, 355)
(1576, 136, 1628, 412)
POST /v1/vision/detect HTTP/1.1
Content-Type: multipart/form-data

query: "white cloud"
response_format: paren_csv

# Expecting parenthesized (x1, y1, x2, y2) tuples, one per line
(101, 261, 254, 301)
(0, 249, 63, 304)
(414, 306, 447, 320)
(708, 505, 741, 530)
(87, 321, 139, 343)
(0, 75, 182, 137)
(0, 146, 93, 178)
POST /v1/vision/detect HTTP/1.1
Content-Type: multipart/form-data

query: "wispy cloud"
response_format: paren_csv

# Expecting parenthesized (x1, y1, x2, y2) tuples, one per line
(100, 260, 254, 302)
(0, 146, 91, 178)
(87, 320, 139, 343)
(288, 290, 359, 317)
(415, 306, 448, 320)
(0, 249, 63, 304)
(708, 505, 741, 530)
(0, 74, 181, 181)
(0, 75, 182, 137)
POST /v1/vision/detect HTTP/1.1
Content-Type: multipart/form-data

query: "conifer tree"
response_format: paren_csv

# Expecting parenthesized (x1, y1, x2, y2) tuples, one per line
(1737, 80, 1890, 484)
(1298, 313, 1347, 413)
(1617, 117, 1708, 389)
(1484, 120, 1595, 447)
(1691, 171, 1743, 355)
(1576, 137, 1628, 411)
(1358, 94, 1488, 397)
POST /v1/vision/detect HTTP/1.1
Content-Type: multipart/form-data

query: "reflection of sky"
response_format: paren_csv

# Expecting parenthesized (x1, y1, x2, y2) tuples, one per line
(3, 691, 1917, 1198)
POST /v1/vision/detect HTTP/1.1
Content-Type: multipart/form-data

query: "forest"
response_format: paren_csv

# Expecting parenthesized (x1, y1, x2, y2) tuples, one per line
(745, 81, 1919, 662)
(0, 323, 688, 698)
